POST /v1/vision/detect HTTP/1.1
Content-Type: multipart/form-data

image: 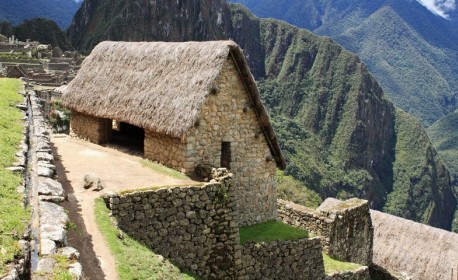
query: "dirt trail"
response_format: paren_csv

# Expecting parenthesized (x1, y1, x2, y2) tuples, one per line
(51, 135, 194, 280)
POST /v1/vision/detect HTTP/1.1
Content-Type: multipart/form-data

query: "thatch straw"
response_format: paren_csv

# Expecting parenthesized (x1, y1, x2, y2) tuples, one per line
(61, 40, 285, 168)
(371, 210, 458, 279)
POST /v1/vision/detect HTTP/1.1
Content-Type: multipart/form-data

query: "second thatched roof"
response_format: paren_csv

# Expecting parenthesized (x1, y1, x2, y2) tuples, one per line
(371, 210, 458, 279)
(61, 40, 285, 169)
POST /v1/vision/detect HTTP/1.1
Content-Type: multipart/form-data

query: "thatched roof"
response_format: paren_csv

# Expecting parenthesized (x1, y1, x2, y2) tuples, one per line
(61, 40, 285, 169)
(371, 210, 458, 279)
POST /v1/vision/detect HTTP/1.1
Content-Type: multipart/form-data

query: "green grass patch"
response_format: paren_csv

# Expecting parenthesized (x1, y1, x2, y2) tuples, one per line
(140, 159, 190, 180)
(94, 199, 197, 279)
(239, 221, 309, 244)
(323, 253, 361, 274)
(0, 78, 30, 275)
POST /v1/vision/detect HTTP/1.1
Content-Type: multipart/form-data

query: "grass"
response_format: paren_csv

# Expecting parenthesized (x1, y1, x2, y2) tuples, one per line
(0, 78, 30, 276)
(94, 199, 197, 279)
(140, 159, 190, 180)
(239, 221, 309, 244)
(322, 253, 361, 274)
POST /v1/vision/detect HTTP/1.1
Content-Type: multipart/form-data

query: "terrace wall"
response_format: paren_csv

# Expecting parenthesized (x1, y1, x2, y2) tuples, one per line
(278, 198, 373, 265)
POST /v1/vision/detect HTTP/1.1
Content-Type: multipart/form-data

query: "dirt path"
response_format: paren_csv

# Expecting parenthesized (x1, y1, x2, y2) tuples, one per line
(51, 135, 194, 280)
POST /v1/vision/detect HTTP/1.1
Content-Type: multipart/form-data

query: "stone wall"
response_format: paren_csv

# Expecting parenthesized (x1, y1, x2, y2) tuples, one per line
(240, 238, 325, 280)
(144, 131, 187, 172)
(185, 57, 278, 226)
(27, 91, 82, 280)
(278, 198, 373, 265)
(106, 176, 242, 280)
(325, 266, 370, 280)
(70, 111, 112, 144)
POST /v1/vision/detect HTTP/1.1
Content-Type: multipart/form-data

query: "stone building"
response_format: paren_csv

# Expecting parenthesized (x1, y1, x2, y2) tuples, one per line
(61, 40, 286, 225)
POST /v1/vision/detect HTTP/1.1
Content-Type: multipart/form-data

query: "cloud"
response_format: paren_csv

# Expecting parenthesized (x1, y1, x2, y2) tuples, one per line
(416, 0, 456, 18)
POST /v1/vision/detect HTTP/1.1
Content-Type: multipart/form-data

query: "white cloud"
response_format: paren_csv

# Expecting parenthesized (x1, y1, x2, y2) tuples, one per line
(416, 0, 456, 18)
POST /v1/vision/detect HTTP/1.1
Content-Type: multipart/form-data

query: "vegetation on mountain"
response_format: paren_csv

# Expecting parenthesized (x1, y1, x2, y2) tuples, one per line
(65, 0, 456, 230)
(230, 0, 458, 126)
(13, 18, 74, 51)
(0, 78, 30, 275)
(0, 0, 81, 29)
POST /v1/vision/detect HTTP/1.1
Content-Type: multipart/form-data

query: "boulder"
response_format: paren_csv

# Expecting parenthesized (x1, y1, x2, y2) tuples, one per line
(83, 173, 103, 191)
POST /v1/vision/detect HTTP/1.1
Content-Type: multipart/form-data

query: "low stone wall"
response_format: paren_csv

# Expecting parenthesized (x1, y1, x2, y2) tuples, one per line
(144, 131, 187, 172)
(240, 238, 325, 279)
(325, 266, 370, 280)
(278, 198, 373, 265)
(70, 111, 112, 144)
(28, 91, 83, 280)
(106, 176, 242, 279)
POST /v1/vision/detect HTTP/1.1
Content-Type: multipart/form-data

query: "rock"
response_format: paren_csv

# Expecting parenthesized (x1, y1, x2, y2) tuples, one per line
(36, 152, 54, 163)
(83, 173, 103, 191)
(37, 162, 56, 178)
(58, 247, 80, 260)
(39, 195, 65, 203)
(68, 262, 83, 279)
(40, 224, 66, 244)
(36, 257, 57, 273)
(38, 178, 64, 197)
(6, 166, 24, 174)
(40, 239, 57, 255)
(15, 104, 27, 111)
(39, 202, 68, 228)
(195, 163, 215, 179)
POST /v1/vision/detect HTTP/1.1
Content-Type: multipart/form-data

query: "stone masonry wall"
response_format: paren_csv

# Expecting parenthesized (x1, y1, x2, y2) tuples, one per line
(278, 198, 373, 266)
(106, 177, 242, 280)
(70, 111, 112, 144)
(186, 57, 277, 226)
(144, 131, 187, 172)
(325, 266, 370, 280)
(240, 238, 325, 280)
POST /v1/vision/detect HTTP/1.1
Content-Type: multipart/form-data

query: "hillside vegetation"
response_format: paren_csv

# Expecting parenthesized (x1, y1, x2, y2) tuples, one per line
(0, 78, 30, 275)
(66, 0, 457, 230)
(0, 0, 81, 29)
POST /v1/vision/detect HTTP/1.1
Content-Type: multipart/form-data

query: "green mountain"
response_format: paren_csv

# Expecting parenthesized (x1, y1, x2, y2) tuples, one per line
(0, 0, 82, 29)
(14, 18, 74, 50)
(229, 0, 458, 126)
(67, 0, 456, 230)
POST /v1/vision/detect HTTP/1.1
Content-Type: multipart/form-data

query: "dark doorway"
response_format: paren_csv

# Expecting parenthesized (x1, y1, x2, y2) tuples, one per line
(111, 121, 145, 152)
(221, 142, 231, 169)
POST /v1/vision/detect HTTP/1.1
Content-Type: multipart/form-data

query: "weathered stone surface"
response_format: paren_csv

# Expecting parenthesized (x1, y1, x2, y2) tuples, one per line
(278, 198, 373, 266)
(68, 262, 83, 279)
(39, 201, 68, 227)
(325, 266, 370, 280)
(40, 239, 57, 255)
(6, 166, 24, 173)
(58, 247, 80, 260)
(36, 152, 54, 163)
(83, 173, 103, 191)
(36, 257, 57, 273)
(39, 195, 65, 203)
(37, 178, 64, 197)
(241, 237, 325, 280)
(40, 224, 66, 244)
(37, 162, 56, 177)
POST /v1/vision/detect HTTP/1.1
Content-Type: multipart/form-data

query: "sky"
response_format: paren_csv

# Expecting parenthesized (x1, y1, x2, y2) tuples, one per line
(416, 0, 456, 18)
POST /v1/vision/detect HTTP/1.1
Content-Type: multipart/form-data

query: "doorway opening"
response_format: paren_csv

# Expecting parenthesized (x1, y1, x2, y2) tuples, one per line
(221, 142, 231, 169)
(111, 121, 145, 153)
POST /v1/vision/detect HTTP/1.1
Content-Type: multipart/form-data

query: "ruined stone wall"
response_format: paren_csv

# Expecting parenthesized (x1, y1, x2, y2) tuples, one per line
(240, 238, 325, 280)
(186, 57, 277, 226)
(278, 199, 373, 266)
(70, 111, 112, 144)
(325, 267, 370, 280)
(107, 179, 242, 280)
(144, 131, 187, 172)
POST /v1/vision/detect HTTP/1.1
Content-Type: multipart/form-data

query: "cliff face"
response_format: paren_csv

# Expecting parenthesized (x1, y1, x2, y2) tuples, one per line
(66, 0, 456, 230)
